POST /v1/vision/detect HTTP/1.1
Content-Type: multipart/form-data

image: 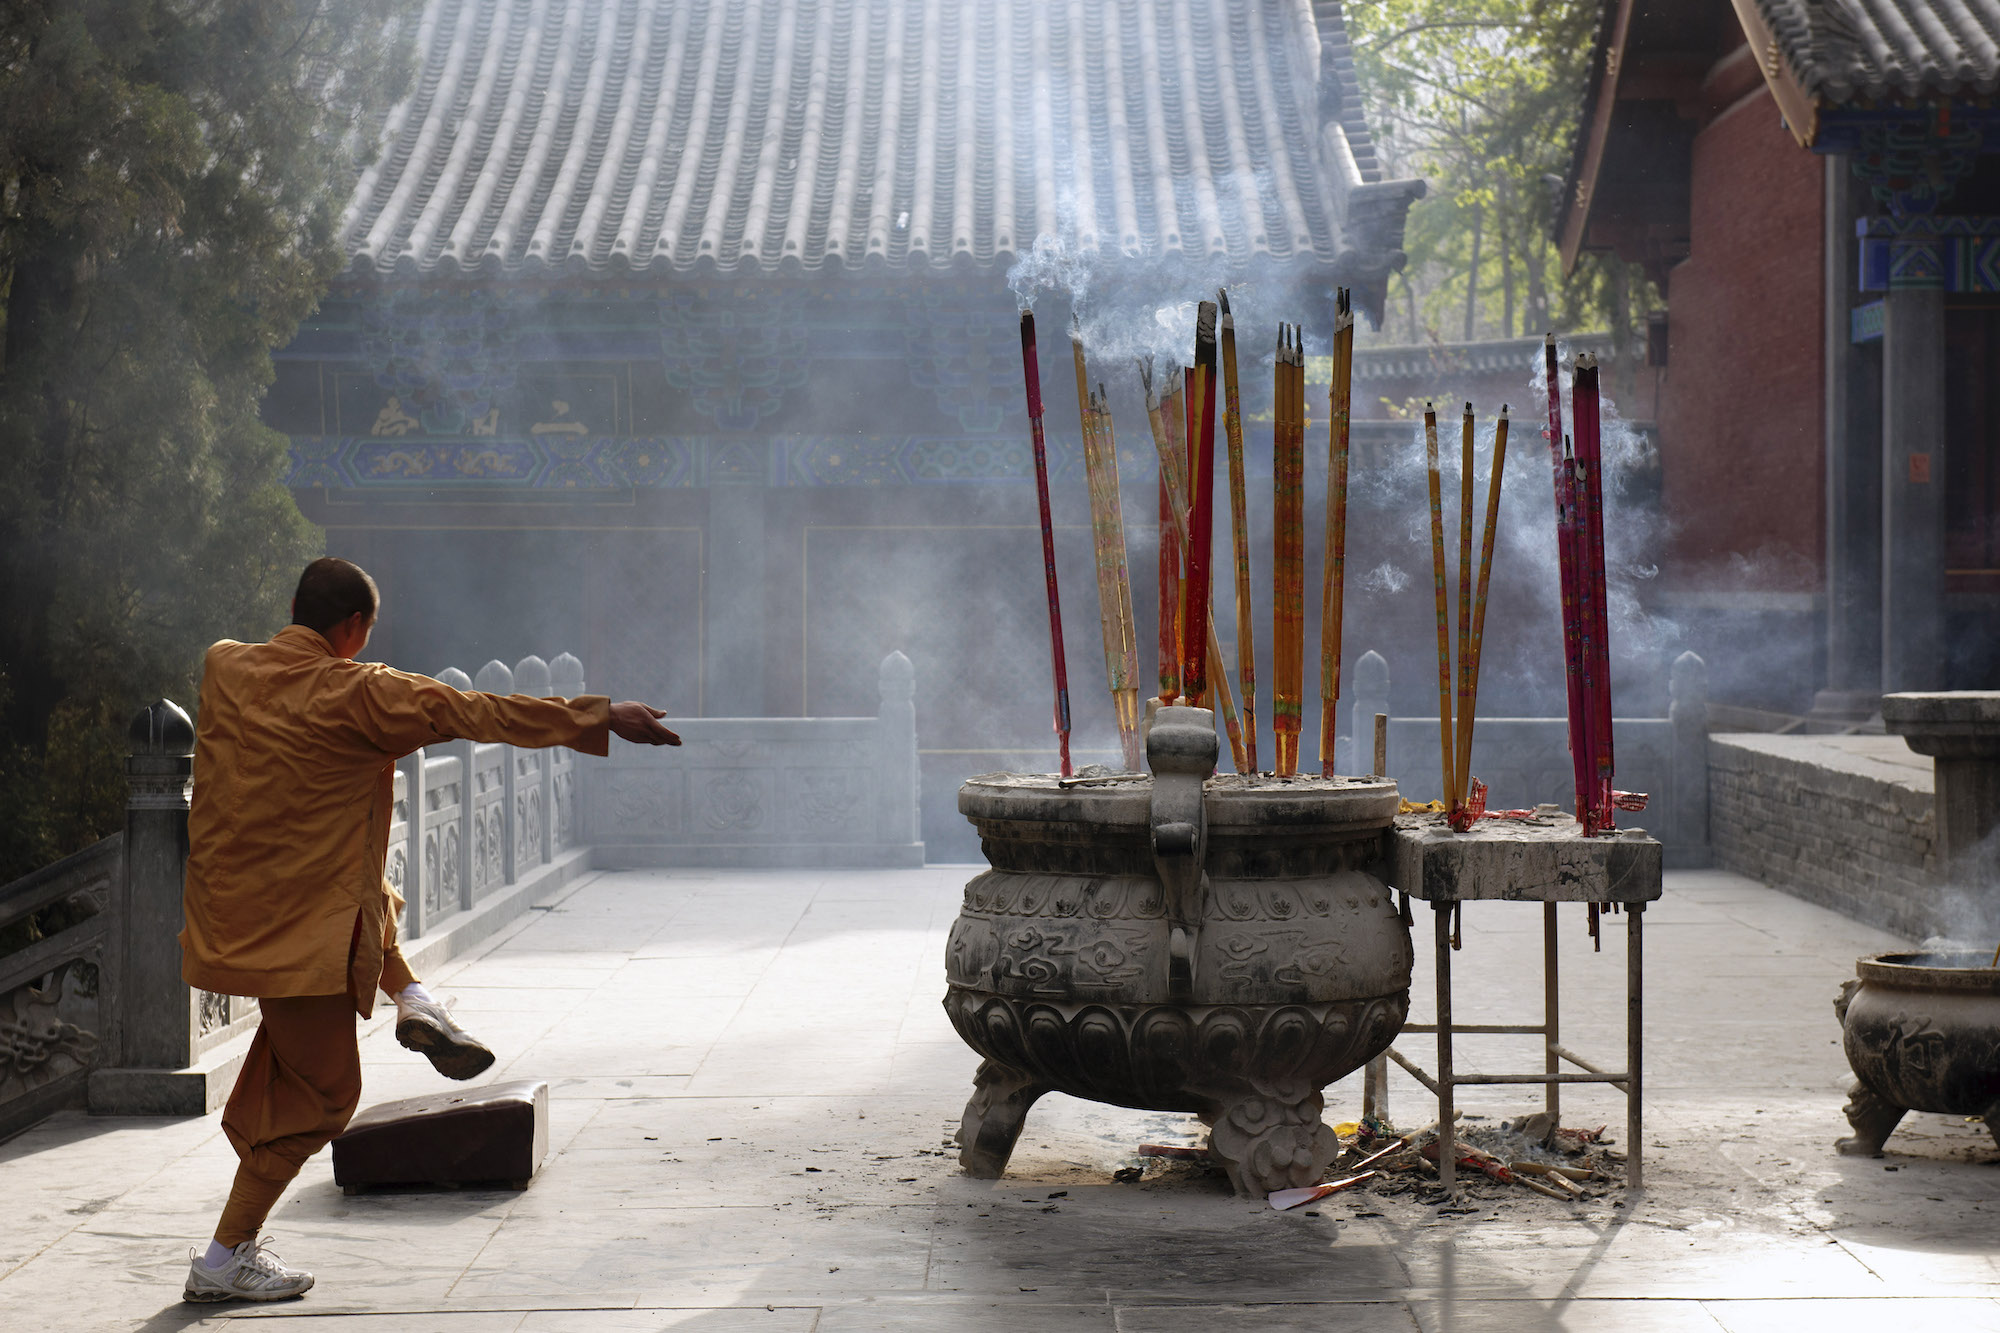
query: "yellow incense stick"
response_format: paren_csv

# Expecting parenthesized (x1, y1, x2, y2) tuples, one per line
(1424, 406, 1457, 810)
(1074, 330, 1142, 770)
(1219, 291, 1257, 772)
(1464, 408, 1509, 792)
(1320, 290, 1353, 775)
(1146, 363, 1184, 706)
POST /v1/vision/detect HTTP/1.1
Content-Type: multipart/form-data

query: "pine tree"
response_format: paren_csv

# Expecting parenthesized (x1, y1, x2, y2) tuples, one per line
(0, 0, 418, 881)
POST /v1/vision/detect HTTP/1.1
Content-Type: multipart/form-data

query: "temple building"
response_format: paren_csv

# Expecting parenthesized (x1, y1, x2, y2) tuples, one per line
(1559, 0, 2000, 713)
(264, 0, 1422, 854)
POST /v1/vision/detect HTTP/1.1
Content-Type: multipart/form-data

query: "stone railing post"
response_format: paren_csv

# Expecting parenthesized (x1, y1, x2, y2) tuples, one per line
(117, 700, 196, 1069)
(876, 651, 919, 846)
(1349, 650, 1390, 778)
(88, 700, 237, 1114)
(433, 666, 473, 906)
(475, 658, 523, 879)
(1669, 651, 1711, 864)
(468, 660, 516, 908)
(550, 653, 585, 850)
(516, 654, 554, 867)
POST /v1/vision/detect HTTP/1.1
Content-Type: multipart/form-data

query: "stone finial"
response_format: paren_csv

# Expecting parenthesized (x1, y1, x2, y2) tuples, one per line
(474, 659, 515, 695)
(550, 652, 585, 697)
(514, 655, 552, 697)
(1670, 650, 1708, 705)
(436, 666, 474, 691)
(128, 699, 195, 756)
(879, 650, 915, 703)
(1354, 649, 1388, 696)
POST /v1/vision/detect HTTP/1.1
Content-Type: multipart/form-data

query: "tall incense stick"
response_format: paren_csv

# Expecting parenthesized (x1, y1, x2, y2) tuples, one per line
(1182, 304, 1219, 706)
(1219, 290, 1257, 772)
(1454, 403, 1476, 805)
(1273, 324, 1306, 775)
(1073, 324, 1142, 771)
(1464, 410, 1504, 772)
(1545, 335, 1588, 822)
(1459, 408, 1509, 809)
(1574, 354, 1614, 831)
(1320, 288, 1353, 775)
(1019, 311, 1072, 777)
(1143, 360, 1183, 707)
(1424, 404, 1457, 810)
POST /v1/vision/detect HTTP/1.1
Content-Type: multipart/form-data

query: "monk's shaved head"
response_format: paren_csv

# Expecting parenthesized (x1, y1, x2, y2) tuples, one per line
(291, 558, 379, 634)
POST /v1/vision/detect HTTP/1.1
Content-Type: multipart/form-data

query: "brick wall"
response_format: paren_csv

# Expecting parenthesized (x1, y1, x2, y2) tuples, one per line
(1709, 735, 1936, 940)
(1659, 87, 1825, 592)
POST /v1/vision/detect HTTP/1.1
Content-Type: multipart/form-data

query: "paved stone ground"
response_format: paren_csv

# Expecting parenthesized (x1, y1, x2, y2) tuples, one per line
(2, 866, 1996, 1331)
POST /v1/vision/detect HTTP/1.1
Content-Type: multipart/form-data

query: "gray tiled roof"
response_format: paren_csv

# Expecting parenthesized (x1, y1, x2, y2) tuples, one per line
(1754, 0, 2000, 103)
(342, 0, 1388, 277)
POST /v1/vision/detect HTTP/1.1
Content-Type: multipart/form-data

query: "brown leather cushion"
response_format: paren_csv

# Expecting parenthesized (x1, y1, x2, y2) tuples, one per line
(332, 1078, 548, 1191)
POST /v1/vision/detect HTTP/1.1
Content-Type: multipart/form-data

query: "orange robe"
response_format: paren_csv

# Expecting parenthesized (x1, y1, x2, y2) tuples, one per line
(180, 624, 610, 1016)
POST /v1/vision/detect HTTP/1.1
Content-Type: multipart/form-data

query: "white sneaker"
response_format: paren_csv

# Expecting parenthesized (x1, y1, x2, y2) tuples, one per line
(395, 993, 496, 1081)
(182, 1236, 314, 1303)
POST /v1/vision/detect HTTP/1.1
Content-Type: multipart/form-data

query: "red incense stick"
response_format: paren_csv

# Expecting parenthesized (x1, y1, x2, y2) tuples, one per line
(1573, 355, 1615, 832)
(1020, 311, 1072, 778)
(1182, 303, 1219, 703)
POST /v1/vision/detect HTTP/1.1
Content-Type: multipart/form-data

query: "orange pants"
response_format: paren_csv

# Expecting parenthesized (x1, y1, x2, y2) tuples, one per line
(213, 917, 418, 1246)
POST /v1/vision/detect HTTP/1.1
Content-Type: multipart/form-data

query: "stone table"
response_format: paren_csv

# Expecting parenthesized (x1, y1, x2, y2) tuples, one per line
(1883, 691, 2000, 933)
(1376, 811, 1664, 1193)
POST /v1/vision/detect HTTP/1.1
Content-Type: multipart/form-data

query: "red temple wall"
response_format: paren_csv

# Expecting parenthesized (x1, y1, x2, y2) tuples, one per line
(1658, 86, 1825, 594)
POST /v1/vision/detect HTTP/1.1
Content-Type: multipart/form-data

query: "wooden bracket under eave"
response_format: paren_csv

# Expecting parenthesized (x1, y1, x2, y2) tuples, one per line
(1725, 0, 1822, 148)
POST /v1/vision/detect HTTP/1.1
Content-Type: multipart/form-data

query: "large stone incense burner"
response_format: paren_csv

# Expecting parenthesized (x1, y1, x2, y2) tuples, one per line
(1836, 952, 2000, 1155)
(944, 706, 1412, 1196)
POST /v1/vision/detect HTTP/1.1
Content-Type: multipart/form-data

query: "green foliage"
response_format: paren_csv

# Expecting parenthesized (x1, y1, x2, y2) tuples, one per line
(1346, 0, 1653, 347)
(0, 0, 419, 884)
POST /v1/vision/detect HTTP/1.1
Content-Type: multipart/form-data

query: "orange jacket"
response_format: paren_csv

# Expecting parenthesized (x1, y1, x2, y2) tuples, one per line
(180, 624, 610, 1014)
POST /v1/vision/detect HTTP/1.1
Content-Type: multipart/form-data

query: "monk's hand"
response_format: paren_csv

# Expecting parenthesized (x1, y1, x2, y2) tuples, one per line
(609, 702, 681, 746)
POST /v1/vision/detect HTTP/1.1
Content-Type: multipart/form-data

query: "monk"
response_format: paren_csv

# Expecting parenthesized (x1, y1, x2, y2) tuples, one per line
(179, 557, 680, 1303)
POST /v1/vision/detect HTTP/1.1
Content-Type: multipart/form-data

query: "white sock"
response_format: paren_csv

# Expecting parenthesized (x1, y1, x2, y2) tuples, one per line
(396, 981, 435, 1009)
(202, 1239, 235, 1269)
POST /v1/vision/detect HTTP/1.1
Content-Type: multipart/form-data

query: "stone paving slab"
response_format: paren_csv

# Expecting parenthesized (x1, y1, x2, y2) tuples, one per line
(2, 865, 1996, 1331)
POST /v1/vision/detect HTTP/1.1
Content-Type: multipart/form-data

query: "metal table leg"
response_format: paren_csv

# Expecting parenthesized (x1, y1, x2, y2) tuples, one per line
(1544, 902, 1560, 1121)
(1435, 900, 1455, 1196)
(1627, 901, 1644, 1190)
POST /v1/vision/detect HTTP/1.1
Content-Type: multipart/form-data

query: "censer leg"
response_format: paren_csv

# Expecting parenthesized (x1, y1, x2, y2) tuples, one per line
(1202, 1079, 1339, 1198)
(1834, 1081, 1908, 1156)
(957, 1059, 1049, 1179)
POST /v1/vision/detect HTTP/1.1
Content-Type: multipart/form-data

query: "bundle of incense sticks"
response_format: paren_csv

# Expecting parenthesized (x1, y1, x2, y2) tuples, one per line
(1018, 311, 1072, 777)
(1320, 288, 1354, 775)
(1072, 324, 1143, 772)
(1143, 360, 1185, 706)
(1218, 291, 1258, 773)
(1572, 354, 1615, 831)
(1181, 303, 1219, 706)
(1272, 323, 1306, 775)
(1140, 358, 1250, 774)
(1421, 399, 1510, 824)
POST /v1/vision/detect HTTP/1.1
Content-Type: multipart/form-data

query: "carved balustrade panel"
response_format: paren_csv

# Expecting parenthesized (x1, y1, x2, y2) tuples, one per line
(421, 754, 464, 925)
(469, 743, 508, 903)
(0, 837, 117, 1136)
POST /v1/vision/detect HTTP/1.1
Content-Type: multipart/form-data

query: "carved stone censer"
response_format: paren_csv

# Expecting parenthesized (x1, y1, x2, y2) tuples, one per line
(1835, 951, 2000, 1155)
(944, 705, 1412, 1196)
